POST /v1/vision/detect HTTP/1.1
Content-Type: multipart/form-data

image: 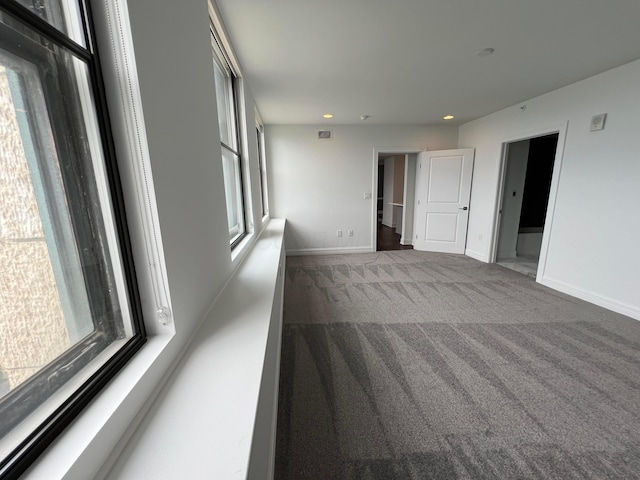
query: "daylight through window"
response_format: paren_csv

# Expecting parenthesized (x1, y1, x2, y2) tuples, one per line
(211, 33, 246, 247)
(256, 122, 268, 217)
(0, 1, 145, 476)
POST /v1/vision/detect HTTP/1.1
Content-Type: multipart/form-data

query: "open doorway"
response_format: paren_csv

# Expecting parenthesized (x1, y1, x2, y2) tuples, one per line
(374, 152, 417, 251)
(377, 154, 413, 251)
(495, 133, 559, 276)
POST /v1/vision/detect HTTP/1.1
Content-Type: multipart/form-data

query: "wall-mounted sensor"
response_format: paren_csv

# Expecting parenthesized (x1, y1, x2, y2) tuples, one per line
(590, 113, 607, 132)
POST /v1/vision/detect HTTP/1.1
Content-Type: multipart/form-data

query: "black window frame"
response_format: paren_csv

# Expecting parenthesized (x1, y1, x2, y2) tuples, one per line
(0, 1, 145, 478)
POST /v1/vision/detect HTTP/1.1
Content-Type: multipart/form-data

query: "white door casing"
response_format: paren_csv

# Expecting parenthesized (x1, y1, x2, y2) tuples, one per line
(413, 149, 475, 253)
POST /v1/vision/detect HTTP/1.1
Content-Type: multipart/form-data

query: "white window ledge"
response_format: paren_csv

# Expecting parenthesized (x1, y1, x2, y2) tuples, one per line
(102, 218, 286, 479)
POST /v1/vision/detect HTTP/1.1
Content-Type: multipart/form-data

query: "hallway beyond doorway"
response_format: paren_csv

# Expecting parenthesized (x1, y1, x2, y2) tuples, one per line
(377, 222, 413, 251)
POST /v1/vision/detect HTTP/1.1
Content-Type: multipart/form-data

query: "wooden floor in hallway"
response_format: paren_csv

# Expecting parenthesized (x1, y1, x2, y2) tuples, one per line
(377, 222, 413, 251)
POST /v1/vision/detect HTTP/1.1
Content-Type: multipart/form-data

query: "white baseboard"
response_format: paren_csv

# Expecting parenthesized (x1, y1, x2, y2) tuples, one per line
(465, 248, 488, 262)
(399, 238, 412, 245)
(541, 276, 640, 321)
(286, 246, 374, 256)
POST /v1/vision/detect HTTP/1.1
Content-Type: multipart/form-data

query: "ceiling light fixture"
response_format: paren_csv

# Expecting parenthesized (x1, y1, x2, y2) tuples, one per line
(323, 113, 334, 119)
(443, 115, 454, 120)
(360, 115, 370, 121)
(476, 47, 495, 57)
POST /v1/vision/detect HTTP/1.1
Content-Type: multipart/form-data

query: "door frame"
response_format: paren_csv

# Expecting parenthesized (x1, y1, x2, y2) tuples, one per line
(490, 122, 568, 282)
(371, 146, 424, 252)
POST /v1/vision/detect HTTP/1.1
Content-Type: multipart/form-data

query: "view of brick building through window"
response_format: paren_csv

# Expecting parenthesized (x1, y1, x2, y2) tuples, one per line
(0, 65, 71, 397)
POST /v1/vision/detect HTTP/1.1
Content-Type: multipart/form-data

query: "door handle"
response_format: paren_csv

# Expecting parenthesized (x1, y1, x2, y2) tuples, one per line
(459, 206, 468, 210)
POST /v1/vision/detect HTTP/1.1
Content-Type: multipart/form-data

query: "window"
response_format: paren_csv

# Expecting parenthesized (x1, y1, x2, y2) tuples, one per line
(0, 1, 145, 477)
(211, 35, 246, 247)
(256, 121, 268, 218)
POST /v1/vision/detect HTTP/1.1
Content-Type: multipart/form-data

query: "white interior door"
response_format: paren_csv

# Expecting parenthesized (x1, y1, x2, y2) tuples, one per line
(413, 148, 474, 253)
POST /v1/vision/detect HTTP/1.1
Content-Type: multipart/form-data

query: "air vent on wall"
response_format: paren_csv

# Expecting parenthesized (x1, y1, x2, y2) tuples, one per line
(317, 129, 332, 140)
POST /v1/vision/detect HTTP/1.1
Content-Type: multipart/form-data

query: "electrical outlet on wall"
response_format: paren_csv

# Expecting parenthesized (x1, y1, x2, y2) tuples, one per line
(337, 230, 342, 237)
(348, 229, 354, 236)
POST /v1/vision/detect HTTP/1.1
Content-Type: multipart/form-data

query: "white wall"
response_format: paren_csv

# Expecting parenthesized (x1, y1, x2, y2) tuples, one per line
(124, 0, 269, 393)
(382, 157, 395, 227)
(127, 0, 231, 331)
(240, 80, 266, 233)
(266, 125, 458, 253)
(393, 156, 406, 234)
(497, 139, 529, 260)
(401, 154, 417, 245)
(124, 0, 267, 322)
(460, 58, 640, 320)
(517, 232, 543, 257)
(393, 155, 405, 204)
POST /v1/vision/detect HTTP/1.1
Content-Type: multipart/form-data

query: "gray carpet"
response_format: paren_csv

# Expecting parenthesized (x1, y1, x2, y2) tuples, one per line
(275, 250, 640, 479)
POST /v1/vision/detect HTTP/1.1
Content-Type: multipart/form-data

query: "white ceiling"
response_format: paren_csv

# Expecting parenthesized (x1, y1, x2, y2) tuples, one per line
(215, 0, 640, 126)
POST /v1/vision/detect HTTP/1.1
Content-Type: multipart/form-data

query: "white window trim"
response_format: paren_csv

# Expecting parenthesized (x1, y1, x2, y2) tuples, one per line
(210, 3, 256, 255)
(235, 76, 256, 234)
(255, 111, 270, 223)
(208, 1, 241, 75)
(213, 49, 248, 247)
(92, 0, 173, 336)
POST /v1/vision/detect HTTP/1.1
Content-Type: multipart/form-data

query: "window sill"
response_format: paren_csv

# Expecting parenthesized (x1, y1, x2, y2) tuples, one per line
(102, 218, 285, 479)
(230, 214, 271, 267)
(230, 229, 254, 265)
(22, 331, 175, 480)
(22, 219, 285, 480)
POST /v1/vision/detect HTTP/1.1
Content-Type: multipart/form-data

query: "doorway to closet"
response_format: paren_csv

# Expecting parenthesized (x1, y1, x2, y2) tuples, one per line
(495, 133, 559, 276)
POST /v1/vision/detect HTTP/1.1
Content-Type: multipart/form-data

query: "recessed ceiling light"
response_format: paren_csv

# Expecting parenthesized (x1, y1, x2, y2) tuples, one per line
(443, 115, 454, 120)
(323, 113, 334, 119)
(476, 47, 495, 57)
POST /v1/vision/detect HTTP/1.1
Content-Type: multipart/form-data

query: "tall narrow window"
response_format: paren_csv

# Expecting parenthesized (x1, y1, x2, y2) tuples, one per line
(256, 122, 268, 217)
(0, 1, 145, 476)
(211, 35, 245, 247)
